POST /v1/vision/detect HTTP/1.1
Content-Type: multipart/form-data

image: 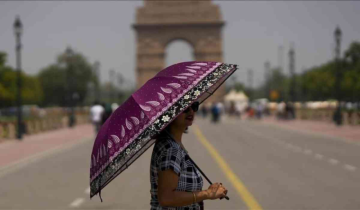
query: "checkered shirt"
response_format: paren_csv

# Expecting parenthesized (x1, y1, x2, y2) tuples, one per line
(150, 136, 204, 210)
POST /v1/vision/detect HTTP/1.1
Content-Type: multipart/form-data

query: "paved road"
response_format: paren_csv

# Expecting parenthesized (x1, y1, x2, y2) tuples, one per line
(0, 117, 359, 210)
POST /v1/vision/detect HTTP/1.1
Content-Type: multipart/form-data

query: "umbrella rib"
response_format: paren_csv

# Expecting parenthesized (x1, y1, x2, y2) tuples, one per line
(205, 90, 213, 95)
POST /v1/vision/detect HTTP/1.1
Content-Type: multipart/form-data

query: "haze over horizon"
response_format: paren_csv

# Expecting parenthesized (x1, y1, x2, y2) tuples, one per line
(1, 1, 359, 88)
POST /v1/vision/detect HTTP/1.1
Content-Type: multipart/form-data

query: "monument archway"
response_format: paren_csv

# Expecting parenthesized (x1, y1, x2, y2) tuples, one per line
(133, 0, 225, 101)
(165, 40, 193, 67)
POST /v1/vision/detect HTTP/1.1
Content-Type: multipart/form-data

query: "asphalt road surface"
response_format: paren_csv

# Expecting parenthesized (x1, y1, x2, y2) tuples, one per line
(0, 117, 359, 210)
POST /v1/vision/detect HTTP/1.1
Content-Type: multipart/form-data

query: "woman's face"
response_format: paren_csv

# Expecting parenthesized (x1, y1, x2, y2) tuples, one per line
(172, 105, 196, 129)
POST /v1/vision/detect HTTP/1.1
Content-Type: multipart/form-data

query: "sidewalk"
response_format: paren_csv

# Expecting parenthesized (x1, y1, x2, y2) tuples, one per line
(262, 117, 360, 142)
(0, 124, 94, 169)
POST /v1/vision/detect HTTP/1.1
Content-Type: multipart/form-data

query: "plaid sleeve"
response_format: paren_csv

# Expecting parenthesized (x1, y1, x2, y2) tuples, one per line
(157, 146, 182, 176)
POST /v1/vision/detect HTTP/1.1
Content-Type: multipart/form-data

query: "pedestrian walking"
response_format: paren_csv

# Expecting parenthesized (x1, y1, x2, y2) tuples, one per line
(277, 102, 285, 120)
(211, 103, 220, 123)
(101, 103, 113, 125)
(216, 102, 224, 121)
(111, 103, 119, 113)
(235, 102, 242, 118)
(200, 105, 208, 118)
(90, 101, 104, 134)
(255, 102, 264, 119)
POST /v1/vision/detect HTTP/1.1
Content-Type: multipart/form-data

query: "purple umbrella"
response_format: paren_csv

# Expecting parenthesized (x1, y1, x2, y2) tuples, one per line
(90, 61, 238, 199)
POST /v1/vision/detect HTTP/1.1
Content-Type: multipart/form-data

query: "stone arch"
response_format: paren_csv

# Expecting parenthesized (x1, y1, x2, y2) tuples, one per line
(133, 0, 225, 101)
(164, 37, 196, 51)
(165, 39, 194, 67)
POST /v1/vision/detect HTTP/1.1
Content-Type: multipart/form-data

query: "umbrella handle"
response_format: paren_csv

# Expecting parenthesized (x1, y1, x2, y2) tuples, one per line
(187, 157, 230, 201)
(165, 131, 230, 201)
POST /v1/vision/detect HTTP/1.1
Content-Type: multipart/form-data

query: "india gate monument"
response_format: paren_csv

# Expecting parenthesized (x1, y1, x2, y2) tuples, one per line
(133, 0, 226, 102)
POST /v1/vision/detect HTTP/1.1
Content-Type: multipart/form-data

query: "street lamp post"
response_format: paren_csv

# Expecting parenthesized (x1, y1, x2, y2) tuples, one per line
(13, 16, 23, 140)
(333, 26, 343, 126)
(65, 47, 76, 127)
(264, 61, 271, 99)
(93, 61, 101, 101)
(289, 44, 296, 102)
(247, 69, 253, 101)
(109, 69, 116, 102)
(117, 72, 124, 102)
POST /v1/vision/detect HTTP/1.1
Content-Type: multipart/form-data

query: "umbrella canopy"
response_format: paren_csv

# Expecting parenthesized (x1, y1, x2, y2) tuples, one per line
(90, 61, 238, 198)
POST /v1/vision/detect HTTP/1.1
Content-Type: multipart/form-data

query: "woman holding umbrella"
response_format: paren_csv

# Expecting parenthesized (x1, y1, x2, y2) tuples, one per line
(150, 101, 228, 209)
(90, 62, 237, 209)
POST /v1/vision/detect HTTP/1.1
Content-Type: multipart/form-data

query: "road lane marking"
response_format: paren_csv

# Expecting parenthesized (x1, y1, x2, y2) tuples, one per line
(315, 154, 323, 160)
(344, 164, 357, 172)
(256, 119, 360, 147)
(193, 125, 263, 210)
(70, 198, 84, 208)
(237, 125, 308, 155)
(328, 158, 339, 165)
(85, 187, 90, 194)
(304, 149, 312, 155)
(226, 120, 359, 175)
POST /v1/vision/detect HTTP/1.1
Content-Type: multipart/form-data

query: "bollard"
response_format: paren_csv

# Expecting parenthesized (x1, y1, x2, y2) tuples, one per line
(342, 112, 348, 125)
(326, 110, 332, 122)
(30, 121, 35, 134)
(62, 117, 67, 128)
(8, 123, 16, 139)
(35, 120, 41, 133)
(0, 124, 4, 140)
(57, 117, 62, 128)
(25, 121, 31, 135)
(49, 118, 53, 130)
(350, 111, 358, 125)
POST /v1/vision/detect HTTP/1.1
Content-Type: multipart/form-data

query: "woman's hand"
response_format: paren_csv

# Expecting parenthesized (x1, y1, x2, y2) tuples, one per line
(206, 183, 228, 200)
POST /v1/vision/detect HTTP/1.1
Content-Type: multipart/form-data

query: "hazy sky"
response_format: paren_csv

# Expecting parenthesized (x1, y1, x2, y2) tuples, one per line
(1, 1, 359, 88)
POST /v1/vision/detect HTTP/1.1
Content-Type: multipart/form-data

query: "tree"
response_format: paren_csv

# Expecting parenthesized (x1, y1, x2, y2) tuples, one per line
(38, 48, 99, 106)
(344, 42, 360, 66)
(250, 41, 360, 103)
(341, 69, 360, 102)
(0, 53, 14, 107)
(0, 52, 43, 108)
(0, 52, 7, 66)
(232, 82, 246, 92)
(268, 68, 288, 101)
(38, 65, 66, 106)
(341, 42, 360, 102)
(301, 63, 336, 101)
